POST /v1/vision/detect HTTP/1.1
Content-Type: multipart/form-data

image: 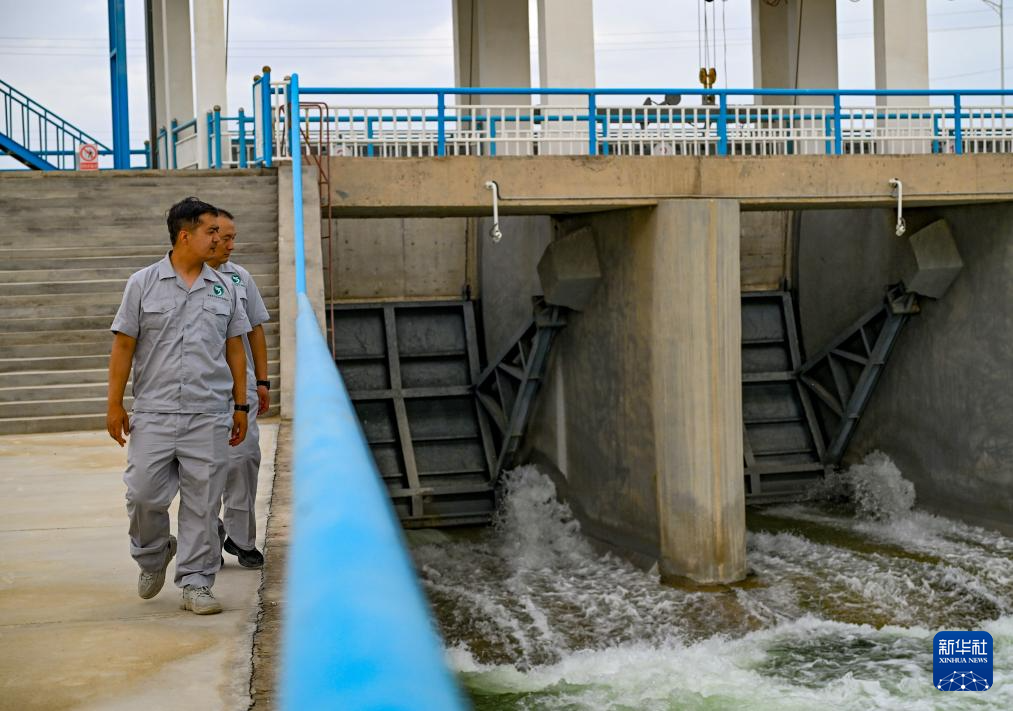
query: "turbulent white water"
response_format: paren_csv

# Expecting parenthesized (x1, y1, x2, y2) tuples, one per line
(409, 455, 1013, 710)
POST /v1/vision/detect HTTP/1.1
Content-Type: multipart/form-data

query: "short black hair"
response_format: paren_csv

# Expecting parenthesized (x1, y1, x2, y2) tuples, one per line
(217, 208, 235, 220)
(166, 197, 219, 245)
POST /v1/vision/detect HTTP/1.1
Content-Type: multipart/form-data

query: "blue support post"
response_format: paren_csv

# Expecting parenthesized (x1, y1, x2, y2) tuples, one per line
(437, 92, 446, 156)
(367, 117, 375, 158)
(953, 94, 963, 155)
(289, 74, 305, 293)
(717, 92, 728, 156)
(588, 92, 597, 156)
(932, 114, 940, 154)
(213, 106, 223, 169)
(833, 93, 843, 155)
(262, 67, 273, 168)
(107, 0, 130, 169)
(238, 108, 248, 168)
(170, 118, 178, 169)
(490, 116, 497, 157)
(206, 112, 214, 167)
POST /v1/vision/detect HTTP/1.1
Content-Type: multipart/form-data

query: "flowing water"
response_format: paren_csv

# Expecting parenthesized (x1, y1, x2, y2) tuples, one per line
(408, 453, 1013, 710)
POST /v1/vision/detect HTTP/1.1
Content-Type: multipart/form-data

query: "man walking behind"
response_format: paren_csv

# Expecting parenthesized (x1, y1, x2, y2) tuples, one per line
(107, 197, 251, 615)
(207, 208, 271, 568)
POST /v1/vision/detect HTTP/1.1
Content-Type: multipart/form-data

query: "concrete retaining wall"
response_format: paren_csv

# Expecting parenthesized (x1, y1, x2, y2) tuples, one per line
(798, 204, 1013, 534)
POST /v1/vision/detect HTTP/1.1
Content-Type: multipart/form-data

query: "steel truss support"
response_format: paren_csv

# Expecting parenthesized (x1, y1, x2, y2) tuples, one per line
(474, 299, 566, 479)
(799, 284, 919, 464)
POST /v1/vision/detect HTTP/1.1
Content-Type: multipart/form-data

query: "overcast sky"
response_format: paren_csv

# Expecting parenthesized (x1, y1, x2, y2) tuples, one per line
(0, 0, 1010, 151)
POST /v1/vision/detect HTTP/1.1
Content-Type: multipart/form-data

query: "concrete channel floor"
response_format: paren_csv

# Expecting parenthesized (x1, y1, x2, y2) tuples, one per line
(0, 422, 279, 711)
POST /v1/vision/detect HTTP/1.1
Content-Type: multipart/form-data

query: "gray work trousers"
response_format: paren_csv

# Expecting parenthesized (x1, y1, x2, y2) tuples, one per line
(219, 407, 261, 550)
(124, 412, 231, 588)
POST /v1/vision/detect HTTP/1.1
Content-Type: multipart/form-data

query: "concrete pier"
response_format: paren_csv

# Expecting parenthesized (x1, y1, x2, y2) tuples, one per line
(528, 200, 746, 584)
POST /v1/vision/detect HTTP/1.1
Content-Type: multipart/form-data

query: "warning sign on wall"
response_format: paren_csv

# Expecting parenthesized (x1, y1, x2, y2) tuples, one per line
(77, 143, 99, 171)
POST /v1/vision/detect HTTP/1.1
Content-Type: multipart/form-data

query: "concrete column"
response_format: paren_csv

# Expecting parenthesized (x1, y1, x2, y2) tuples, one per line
(453, 0, 530, 102)
(537, 0, 595, 101)
(751, 0, 791, 104)
(193, 0, 228, 168)
(149, 1, 168, 167)
(752, 0, 838, 103)
(536, 0, 595, 153)
(156, 0, 194, 167)
(526, 202, 745, 584)
(651, 200, 745, 584)
(874, 0, 930, 105)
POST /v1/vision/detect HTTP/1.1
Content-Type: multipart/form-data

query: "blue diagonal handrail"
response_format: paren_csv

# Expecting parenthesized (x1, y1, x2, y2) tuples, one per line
(280, 73, 465, 711)
(1, 77, 112, 170)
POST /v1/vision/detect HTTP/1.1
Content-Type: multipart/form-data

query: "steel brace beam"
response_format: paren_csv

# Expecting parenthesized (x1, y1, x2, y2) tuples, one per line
(474, 299, 566, 480)
(799, 284, 919, 464)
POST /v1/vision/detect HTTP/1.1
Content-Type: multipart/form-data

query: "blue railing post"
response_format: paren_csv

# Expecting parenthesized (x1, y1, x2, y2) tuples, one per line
(212, 105, 223, 169)
(588, 92, 597, 156)
(170, 118, 178, 169)
(262, 66, 273, 168)
(437, 92, 446, 156)
(717, 92, 728, 156)
(238, 108, 248, 168)
(144, 140, 151, 169)
(289, 74, 305, 294)
(206, 111, 214, 167)
(932, 113, 940, 154)
(367, 117, 375, 158)
(833, 93, 843, 155)
(953, 94, 963, 155)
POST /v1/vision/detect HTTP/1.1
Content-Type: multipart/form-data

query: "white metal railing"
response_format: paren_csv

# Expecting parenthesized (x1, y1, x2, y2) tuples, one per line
(278, 102, 1013, 159)
(269, 93, 1013, 160)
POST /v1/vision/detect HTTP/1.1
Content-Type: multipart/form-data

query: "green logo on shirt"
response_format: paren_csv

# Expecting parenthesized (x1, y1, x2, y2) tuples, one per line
(212, 284, 225, 297)
(231, 274, 242, 285)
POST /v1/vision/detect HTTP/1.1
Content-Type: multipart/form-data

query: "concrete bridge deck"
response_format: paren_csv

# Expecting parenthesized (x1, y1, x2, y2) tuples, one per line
(0, 424, 280, 711)
(323, 154, 1013, 216)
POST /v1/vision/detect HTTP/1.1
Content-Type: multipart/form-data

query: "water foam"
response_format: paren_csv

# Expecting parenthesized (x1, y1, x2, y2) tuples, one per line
(411, 461, 1013, 709)
(808, 451, 915, 519)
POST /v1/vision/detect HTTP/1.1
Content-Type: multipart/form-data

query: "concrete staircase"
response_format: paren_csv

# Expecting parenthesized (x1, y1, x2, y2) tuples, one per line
(0, 170, 280, 435)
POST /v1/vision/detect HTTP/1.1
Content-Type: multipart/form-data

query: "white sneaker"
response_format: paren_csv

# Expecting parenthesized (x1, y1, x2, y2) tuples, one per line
(180, 585, 223, 615)
(137, 535, 176, 599)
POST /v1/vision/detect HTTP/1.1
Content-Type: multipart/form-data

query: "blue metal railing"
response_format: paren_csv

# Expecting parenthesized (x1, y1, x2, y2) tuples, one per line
(252, 67, 274, 168)
(205, 106, 256, 169)
(279, 73, 465, 710)
(288, 86, 1013, 158)
(1, 77, 126, 170)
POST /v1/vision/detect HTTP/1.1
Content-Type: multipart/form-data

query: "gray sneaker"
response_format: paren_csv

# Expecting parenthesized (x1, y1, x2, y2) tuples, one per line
(137, 535, 177, 599)
(181, 585, 223, 615)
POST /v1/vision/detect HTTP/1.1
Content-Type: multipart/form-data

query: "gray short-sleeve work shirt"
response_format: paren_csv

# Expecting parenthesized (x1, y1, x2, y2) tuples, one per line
(111, 252, 252, 414)
(219, 261, 270, 400)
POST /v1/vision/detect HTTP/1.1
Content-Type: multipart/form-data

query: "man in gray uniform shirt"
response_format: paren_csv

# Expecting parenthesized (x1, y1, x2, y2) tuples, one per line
(207, 209, 271, 568)
(107, 197, 251, 616)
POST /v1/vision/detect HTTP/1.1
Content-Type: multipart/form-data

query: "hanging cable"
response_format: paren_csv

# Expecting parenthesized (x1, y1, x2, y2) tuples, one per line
(696, 0, 703, 75)
(703, 1, 710, 76)
(722, 0, 728, 88)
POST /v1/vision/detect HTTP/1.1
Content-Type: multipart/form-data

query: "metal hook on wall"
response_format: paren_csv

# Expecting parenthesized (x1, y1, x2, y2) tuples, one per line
(485, 180, 502, 243)
(889, 178, 906, 237)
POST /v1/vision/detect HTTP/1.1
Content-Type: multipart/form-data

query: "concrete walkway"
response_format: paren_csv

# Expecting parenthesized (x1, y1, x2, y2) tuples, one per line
(0, 423, 278, 711)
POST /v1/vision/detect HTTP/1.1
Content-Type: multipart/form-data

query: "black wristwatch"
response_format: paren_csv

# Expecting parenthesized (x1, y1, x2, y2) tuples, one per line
(234, 403, 251, 413)
(257, 379, 271, 390)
